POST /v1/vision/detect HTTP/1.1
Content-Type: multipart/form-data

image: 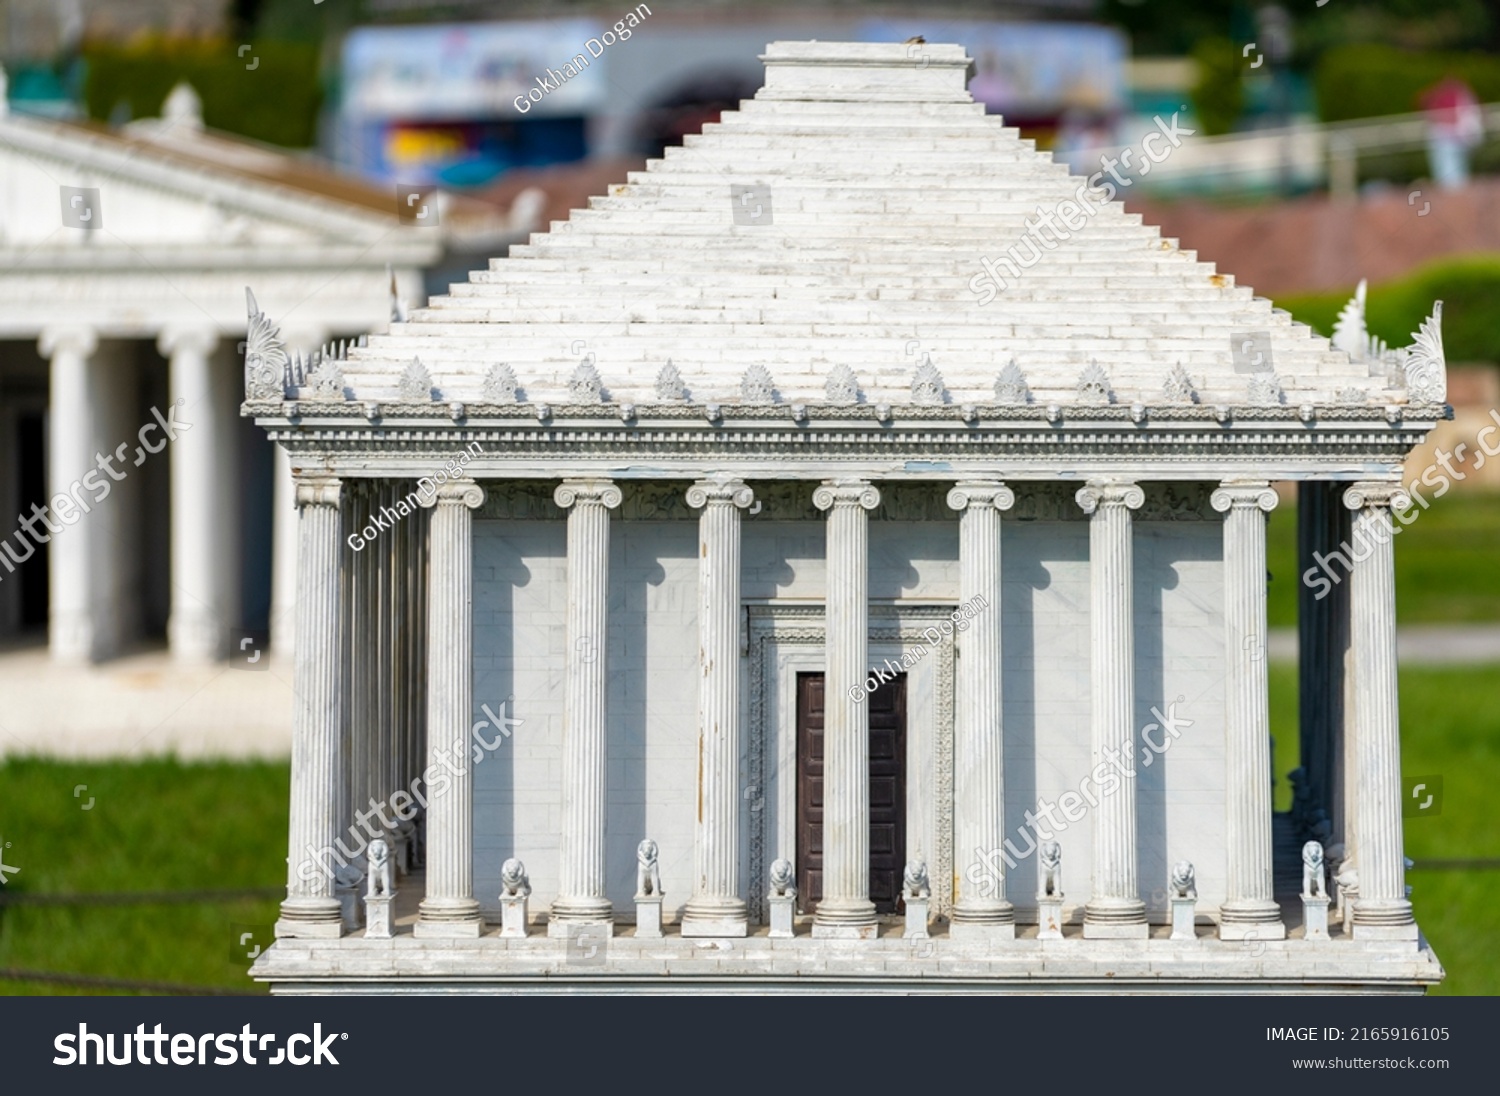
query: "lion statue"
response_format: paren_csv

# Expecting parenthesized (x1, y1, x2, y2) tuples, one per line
(903, 859, 930, 899)
(367, 838, 393, 898)
(500, 857, 530, 898)
(636, 838, 662, 897)
(1169, 860, 1196, 900)
(1039, 841, 1062, 898)
(1302, 841, 1326, 899)
(769, 858, 796, 898)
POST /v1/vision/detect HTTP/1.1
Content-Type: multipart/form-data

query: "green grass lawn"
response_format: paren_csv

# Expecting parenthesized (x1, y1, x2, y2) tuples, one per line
(1270, 665, 1500, 996)
(1267, 492, 1500, 628)
(0, 757, 287, 995)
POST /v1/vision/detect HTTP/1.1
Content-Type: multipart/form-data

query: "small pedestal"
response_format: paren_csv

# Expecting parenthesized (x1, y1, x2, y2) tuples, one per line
(635, 895, 663, 939)
(1170, 896, 1197, 941)
(500, 894, 529, 938)
(363, 893, 394, 939)
(768, 894, 796, 939)
(904, 896, 930, 939)
(1302, 894, 1330, 942)
(1037, 897, 1065, 940)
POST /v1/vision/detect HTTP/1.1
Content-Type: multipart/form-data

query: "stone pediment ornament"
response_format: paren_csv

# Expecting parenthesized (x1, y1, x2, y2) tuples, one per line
(399, 357, 434, 400)
(304, 352, 345, 400)
(1163, 362, 1198, 403)
(1248, 372, 1285, 405)
(993, 358, 1030, 404)
(825, 364, 860, 404)
(569, 361, 604, 402)
(482, 363, 518, 403)
(1403, 300, 1447, 404)
(911, 357, 945, 405)
(242, 288, 289, 400)
(1075, 359, 1113, 404)
(656, 360, 687, 400)
(1333, 277, 1407, 383)
(742, 363, 775, 403)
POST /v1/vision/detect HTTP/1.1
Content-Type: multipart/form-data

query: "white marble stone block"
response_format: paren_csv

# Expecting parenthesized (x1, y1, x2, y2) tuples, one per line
(1170, 898, 1197, 941)
(1037, 897, 1065, 941)
(1302, 895, 1330, 942)
(904, 896, 930, 939)
(364, 894, 394, 939)
(636, 895, 664, 939)
(768, 895, 796, 939)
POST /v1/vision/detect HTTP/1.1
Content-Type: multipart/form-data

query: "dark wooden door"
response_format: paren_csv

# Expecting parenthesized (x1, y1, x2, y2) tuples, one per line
(796, 671, 907, 914)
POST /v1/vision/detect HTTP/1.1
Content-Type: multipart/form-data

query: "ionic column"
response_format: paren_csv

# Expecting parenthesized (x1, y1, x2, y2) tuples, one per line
(946, 480, 1016, 938)
(268, 328, 325, 661)
(812, 478, 881, 939)
(160, 326, 226, 662)
(40, 326, 98, 663)
(1212, 481, 1286, 939)
(1076, 480, 1148, 938)
(682, 477, 755, 937)
(549, 478, 622, 935)
(414, 478, 486, 937)
(276, 474, 346, 938)
(1343, 482, 1418, 940)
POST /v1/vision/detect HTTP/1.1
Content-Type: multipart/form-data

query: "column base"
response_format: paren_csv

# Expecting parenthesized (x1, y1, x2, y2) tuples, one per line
(949, 921, 1015, 942)
(1351, 898, 1418, 941)
(1083, 898, 1148, 939)
(680, 896, 749, 937)
(1218, 920, 1287, 941)
(1352, 922, 1420, 941)
(547, 896, 614, 938)
(547, 917, 614, 939)
(275, 898, 344, 939)
(812, 899, 878, 939)
(415, 897, 483, 938)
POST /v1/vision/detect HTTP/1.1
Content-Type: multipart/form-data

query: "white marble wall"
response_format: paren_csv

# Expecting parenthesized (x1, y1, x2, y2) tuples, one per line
(472, 510, 1230, 922)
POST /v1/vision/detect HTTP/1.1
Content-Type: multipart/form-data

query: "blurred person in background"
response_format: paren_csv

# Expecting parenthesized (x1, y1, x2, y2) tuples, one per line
(1421, 76, 1483, 189)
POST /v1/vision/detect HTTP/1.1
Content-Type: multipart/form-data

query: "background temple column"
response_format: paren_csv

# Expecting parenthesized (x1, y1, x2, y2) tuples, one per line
(1344, 482, 1419, 940)
(39, 326, 99, 663)
(682, 477, 755, 937)
(1212, 481, 1285, 940)
(812, 478, 881, 939)
(414, 478, 486, 937)
(269, 327, 327, 660)
(946, 479, 1016, 938)
(160, 325, 227, 663)
(549, 478, 622, 935)
(276, 474, 346, 938)
(1076, 480, 1148, 939)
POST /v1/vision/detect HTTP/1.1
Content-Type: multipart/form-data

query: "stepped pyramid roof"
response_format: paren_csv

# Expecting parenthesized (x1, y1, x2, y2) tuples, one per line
(246, 42, 1447, 482)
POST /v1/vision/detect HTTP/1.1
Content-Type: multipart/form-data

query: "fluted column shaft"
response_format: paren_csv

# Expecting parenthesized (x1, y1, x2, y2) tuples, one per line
(1213, 481, 1285, 938)
(550, 478, 622, 933)
(1077, 481, 1148, 938)
(276, 475, 346, 938)
(160, 326, 226, 662)
(414, 478, 486, 937)
(40, 327, 98, 663)
(683, 478, 754, 936)
(812, 478, 881, 938)
(1344, 482, 1418, 939)
(947, 481, 1016, 932)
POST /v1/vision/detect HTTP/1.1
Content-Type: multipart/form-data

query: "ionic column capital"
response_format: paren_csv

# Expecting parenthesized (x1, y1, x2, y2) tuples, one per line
(39, 325, 98, 361)
(1075, 480, 1144, 514)
(946, 480, 1015, 512)
(554, 478, 622, 510)
(813, 478, 880, 512)
(417, 478, 485, 510)
(687, 477, 755, 510)
(1342, 481, 1411, 512)
(1211, 481, 1279, 514)
(156, 325, 221, 360)
(294, 474, 341, 510)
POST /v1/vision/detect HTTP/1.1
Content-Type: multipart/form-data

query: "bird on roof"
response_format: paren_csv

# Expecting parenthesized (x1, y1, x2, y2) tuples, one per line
(905, 36, 925, 44)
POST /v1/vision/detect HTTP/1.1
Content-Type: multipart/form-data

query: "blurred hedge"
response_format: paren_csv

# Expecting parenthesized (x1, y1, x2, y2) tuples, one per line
(1316, 43, 1500, 123)
(1277, 254, 1500, 364)
(82, 40, 322, 148)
